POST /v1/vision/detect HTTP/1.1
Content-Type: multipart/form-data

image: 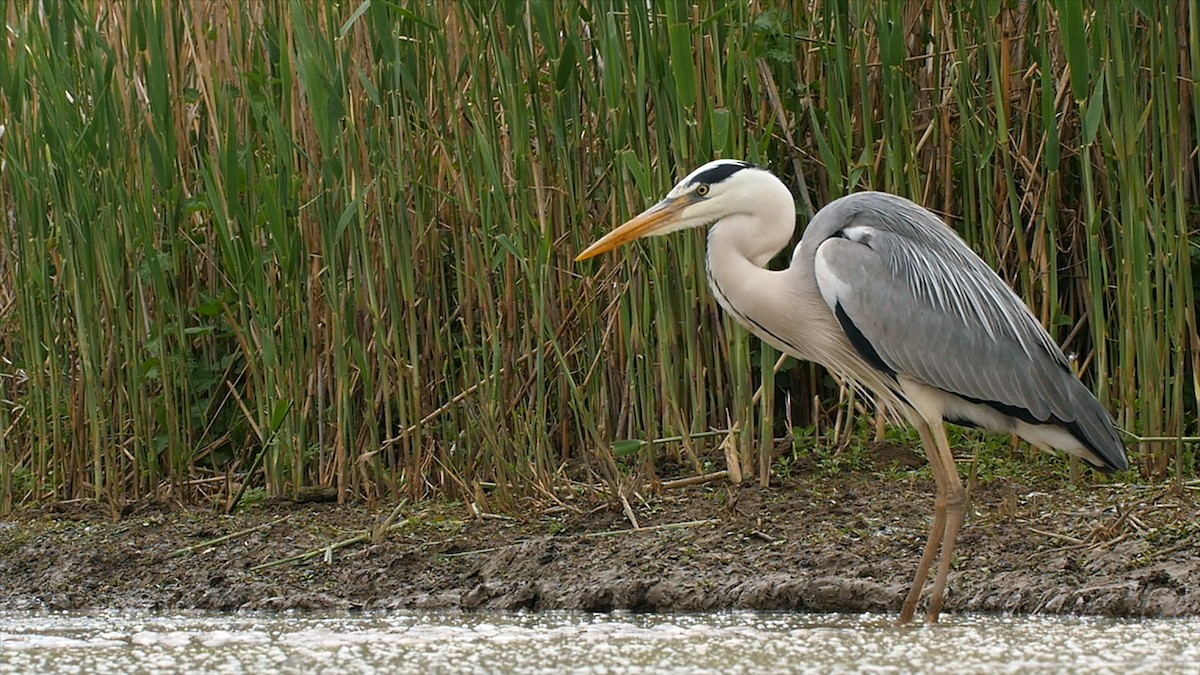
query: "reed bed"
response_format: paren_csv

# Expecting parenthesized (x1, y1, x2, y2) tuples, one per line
(0, 0, 1196, 510)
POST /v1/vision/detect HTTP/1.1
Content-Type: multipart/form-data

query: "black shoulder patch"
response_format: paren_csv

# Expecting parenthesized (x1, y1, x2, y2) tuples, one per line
(685, 161, 754, 186)
(834, 303, 897, 380)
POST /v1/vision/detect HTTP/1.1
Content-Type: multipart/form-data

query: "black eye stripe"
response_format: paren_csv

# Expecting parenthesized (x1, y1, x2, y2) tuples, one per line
(685, 161, 753, 187)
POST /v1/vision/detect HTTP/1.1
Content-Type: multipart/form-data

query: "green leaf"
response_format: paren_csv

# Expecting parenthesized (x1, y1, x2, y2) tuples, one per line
(140, 358, 161, 381)
(1128, 0, 1156, 20)
(336, 182, 373, 243)
(554, 38, 577, 92)
(339, 0, 372, 39)
(355, 63, 379, 105)
(877, 18, 903, 70)
(496, 233, 522, 259)
(621, 149, 650, 198)
(1082, 72, 1105, 145)
(500, 0, 523, 28)
(1056, 0, 1089, 102)
(270, 400, 292, 432)
(196, 297, 224, 317)
(668, 22, 697, 104)
(710, 108, 731, 155)
(611, 440, 646, 457)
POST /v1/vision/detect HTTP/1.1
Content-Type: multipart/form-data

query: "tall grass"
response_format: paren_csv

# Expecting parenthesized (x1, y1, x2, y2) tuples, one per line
(0, 0, 1196, 510)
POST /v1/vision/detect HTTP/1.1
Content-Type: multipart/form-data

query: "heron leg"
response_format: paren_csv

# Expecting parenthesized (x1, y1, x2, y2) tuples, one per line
(898, 420, 947, 625)
(925, 421, 965, 623)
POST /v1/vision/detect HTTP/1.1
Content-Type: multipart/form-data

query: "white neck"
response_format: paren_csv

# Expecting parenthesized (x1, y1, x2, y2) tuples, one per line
(702, 198, 866, 375)
(701, 174, 796, 325)
(708, 173, 796, 267)
(704, 212, 800, 356)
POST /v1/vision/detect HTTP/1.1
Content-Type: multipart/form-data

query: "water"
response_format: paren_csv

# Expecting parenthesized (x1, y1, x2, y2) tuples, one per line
(2, 611, 1198, 674)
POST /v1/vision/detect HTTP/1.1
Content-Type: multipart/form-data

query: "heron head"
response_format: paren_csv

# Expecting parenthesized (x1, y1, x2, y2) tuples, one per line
(575, 159, 774, 261)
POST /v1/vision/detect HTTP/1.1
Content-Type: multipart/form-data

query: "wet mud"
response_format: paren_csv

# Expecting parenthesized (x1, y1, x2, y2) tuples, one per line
(3, 452, 1198, 618)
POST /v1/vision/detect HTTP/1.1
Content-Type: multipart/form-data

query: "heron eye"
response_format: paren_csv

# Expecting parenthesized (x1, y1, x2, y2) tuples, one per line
(696, 184, 710, 196)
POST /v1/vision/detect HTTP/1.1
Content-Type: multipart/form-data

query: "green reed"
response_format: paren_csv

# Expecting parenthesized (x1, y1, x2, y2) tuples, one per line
(0, 0, 1195, 511)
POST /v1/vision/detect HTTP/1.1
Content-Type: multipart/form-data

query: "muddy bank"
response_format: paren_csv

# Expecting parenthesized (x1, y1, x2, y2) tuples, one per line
(2, 464, 1198, 617)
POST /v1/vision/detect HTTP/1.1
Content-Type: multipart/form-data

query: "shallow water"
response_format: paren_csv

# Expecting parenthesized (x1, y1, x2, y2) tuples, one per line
(2, 610, 1198, 674)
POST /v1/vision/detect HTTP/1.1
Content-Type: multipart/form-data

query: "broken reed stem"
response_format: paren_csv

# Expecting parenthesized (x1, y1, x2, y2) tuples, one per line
(381, 341, 552, 447)
(373, 498, 410, 543)
(250, 518, 411, 572)
(250, 534, 368, 571)
(719, 353, 792, 482)
(660, 470, 729, 489)
(1027, 526, 1084, 546)
(169, 517, 289, 557)
(618, 491, 641, 530)
(757, 58, 815, 218)
(1123, 434, 1200, 444)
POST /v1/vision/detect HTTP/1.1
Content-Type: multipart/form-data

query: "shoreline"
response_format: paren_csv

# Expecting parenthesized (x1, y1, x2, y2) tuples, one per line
(2, 470, 1198, 617)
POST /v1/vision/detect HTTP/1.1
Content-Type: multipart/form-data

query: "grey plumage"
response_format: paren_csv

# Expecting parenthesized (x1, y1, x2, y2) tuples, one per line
(575, 160, 1128, 623)
(809, 192, 1126, 473)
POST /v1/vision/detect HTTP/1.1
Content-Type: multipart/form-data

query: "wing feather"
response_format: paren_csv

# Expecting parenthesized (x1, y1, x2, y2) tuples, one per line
(808, 193, 1124, 470)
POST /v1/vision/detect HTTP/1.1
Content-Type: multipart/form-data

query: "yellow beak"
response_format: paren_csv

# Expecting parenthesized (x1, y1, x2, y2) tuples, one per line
(575, 195, 693, 261)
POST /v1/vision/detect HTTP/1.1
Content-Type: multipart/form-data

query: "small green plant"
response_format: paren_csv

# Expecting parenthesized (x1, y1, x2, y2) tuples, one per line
(238, 488, 268, 509)
(811, 440, 872, 478)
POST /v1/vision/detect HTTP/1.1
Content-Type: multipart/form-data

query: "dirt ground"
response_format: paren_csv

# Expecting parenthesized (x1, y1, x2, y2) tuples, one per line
(3, 445, 1198, 618)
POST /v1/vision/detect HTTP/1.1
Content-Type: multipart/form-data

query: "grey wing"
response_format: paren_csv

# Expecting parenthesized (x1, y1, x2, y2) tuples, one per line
(807, 193, 1125, 471)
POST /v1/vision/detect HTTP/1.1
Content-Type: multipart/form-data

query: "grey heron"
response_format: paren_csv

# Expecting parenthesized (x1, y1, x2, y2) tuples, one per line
(576, 160, 1127, 624)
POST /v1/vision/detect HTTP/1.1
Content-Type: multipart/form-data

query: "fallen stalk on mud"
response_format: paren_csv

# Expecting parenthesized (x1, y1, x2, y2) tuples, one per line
(661, 470, 728, 489)
(1027, 527, 1084, 546)
(441, 518, 721, 559)
(170, 518, 288, 557)
(249, 519, 411, 572)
